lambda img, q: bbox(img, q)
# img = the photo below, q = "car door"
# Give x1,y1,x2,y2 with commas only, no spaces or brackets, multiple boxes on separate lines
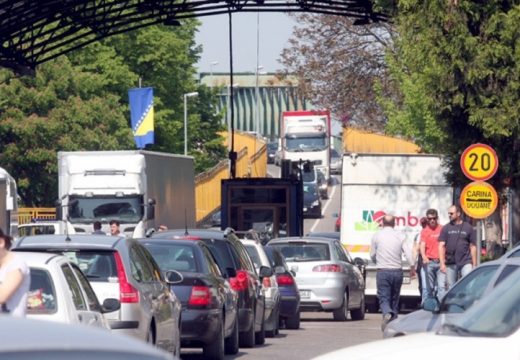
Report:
133,244,175,352
61,263,102,327
333,241,363,305
70,263,107,329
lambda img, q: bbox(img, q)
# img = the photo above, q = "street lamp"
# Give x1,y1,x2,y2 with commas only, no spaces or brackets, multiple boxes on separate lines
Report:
184,92,198,156
254,65,264,135
226,83,239,151
209,61,219,86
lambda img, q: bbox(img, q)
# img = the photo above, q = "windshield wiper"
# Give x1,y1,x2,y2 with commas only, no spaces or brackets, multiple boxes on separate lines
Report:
441,323,473,336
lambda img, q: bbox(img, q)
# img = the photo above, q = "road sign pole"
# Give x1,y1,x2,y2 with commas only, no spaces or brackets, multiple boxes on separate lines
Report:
476,220,482,266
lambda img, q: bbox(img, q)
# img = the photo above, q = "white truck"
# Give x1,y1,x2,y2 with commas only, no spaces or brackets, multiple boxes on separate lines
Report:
57,150,196,238
280,110,331,180
0,167,18,237
340,153,453,312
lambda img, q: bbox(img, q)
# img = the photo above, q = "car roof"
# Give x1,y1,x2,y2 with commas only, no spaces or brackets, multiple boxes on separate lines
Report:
12,251,64,265
0,316,172,358
306,232,340,240
269,236,336,244
151,228,228,241
14,234,127,250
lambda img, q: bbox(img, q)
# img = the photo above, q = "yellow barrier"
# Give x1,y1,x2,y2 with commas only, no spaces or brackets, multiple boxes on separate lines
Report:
19,208,56,225
18,131,267,226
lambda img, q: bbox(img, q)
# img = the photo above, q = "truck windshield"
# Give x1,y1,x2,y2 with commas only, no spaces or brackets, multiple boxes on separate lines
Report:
285,135,327,152
68,195,143,223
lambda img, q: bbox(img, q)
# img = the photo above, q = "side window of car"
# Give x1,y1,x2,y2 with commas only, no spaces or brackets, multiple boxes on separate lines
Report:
139,245,163,282
494,265,520,286
130,246,154,283
71,263,102,312
233,241,256,273
61,264,87,311
201,246,222,277
335,242,352,263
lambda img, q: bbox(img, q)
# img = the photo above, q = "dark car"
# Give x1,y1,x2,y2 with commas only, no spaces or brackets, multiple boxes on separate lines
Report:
263,246,301,330
303,183,322,218
267,141,278,164
151,229,272,348
303,169,328,199
140,238,239,359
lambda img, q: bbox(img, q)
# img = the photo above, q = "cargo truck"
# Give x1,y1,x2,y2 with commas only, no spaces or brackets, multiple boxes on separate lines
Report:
0,167,18,237
57,150,195,238
340,153,453,312
280,110,331,181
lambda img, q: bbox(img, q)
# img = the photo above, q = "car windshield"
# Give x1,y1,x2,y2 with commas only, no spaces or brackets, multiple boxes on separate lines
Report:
440,268,520,337
440,265,499,313
272,243,330,262
144,243,198,272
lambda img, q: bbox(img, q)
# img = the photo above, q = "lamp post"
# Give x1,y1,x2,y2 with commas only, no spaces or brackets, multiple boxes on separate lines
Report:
254,65,264,135
226,83,239,150
184,92,198,155
209,61,219,86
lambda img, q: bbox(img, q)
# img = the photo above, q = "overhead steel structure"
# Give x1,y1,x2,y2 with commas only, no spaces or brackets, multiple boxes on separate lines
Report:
0,0,388,75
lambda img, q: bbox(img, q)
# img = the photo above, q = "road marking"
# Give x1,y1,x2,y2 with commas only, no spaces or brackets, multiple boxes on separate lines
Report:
309,180,337,233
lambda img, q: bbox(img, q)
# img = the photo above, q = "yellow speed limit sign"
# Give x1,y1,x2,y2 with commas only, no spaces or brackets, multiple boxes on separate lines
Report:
460,181,498,219
460,143,498,181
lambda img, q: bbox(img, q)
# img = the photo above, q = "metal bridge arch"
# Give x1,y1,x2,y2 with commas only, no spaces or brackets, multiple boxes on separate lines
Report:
0,0,388,75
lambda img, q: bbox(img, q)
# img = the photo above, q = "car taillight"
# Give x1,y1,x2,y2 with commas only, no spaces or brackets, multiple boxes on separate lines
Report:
276,274,295,286
188,286,212,306
262,277,272,288
313,264,342,272
114,252,139,303
229,270,249,291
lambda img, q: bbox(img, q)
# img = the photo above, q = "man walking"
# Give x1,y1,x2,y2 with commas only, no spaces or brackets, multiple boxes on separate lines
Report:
109,220,121,236
370,214,414,330
92,221,106,235
438,205,477,294
420,209,443,300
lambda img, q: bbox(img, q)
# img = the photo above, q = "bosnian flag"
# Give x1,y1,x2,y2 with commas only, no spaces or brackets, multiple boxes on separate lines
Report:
129,87,154,148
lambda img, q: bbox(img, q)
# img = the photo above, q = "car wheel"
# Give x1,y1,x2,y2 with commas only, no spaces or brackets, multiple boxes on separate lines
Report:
266,307,279,337
255,309,266,345
224,316,239,355
173,321,181,358
350,293,366,321
203,316,224,360
285,310,300,330
333,292,349,321
239,313,256,348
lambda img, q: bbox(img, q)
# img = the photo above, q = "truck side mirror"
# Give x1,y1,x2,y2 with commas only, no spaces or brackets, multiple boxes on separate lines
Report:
146,198,156,220
55,199,62,220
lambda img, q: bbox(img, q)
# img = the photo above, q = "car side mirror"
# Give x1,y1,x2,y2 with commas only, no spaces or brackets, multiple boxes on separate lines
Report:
226,267,237,278
164,270,183,284
422,297,440,313
258,265,273,278
145,228,155,238
101,298,121,313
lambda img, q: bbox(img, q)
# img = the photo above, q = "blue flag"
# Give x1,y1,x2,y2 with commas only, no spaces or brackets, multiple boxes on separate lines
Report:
129,87,154,148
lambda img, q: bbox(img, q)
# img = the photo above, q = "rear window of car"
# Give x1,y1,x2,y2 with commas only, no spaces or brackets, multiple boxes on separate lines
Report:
271,243,330,262
143,243,198,272
27,268,57,314
62,251,117,282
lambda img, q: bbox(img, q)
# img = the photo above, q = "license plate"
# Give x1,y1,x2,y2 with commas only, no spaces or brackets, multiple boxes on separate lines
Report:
300,290,311,299
403,276,411,284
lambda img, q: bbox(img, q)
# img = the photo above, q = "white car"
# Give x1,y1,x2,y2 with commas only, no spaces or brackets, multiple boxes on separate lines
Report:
21,251,119,329
241,237,281,337
312,264,520,360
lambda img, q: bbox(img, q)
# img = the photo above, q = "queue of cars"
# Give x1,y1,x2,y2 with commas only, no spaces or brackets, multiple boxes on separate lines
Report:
10,227,369,359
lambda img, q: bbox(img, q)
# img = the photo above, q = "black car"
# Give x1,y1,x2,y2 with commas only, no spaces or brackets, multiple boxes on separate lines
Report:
303,183,322,218
140,238,239,359
263,246,301,330
152,229,272,348
266,141,278,164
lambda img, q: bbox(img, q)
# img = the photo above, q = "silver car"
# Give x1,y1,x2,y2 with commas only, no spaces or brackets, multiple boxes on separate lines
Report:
0,315,175,360
21,251,118,329
330,149,342,175
13,234,182,357
268,237,366,321
384,255,520,338
242,238,281,337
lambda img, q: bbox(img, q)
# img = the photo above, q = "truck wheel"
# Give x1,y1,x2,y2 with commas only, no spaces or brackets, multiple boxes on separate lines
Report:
333,292,349,321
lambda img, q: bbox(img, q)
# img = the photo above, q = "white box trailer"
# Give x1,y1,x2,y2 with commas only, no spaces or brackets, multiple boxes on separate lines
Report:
340,153,453,311
58,150,195,238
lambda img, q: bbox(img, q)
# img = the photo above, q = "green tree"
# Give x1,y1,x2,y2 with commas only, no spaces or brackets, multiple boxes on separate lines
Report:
382,0,520,256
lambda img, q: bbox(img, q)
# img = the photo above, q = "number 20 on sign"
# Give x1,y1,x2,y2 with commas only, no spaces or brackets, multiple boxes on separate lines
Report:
460,143,498,181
